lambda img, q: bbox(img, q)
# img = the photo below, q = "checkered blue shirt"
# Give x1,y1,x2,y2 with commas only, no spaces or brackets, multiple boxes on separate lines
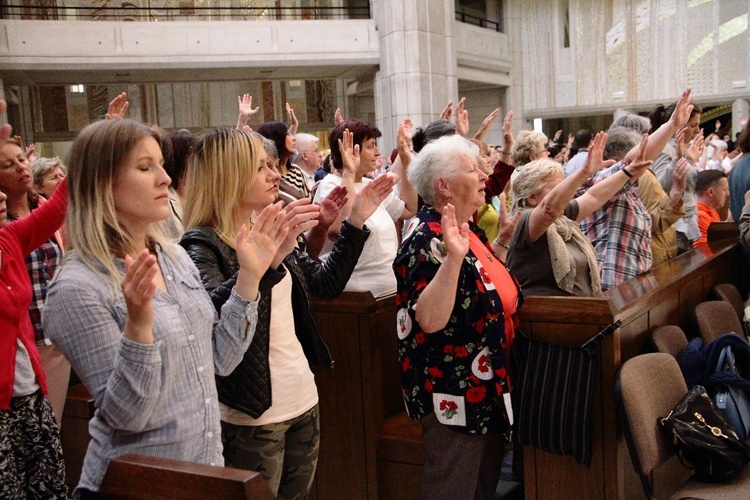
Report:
577,162,653,291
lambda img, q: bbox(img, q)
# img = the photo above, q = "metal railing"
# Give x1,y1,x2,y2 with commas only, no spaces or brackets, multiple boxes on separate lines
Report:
0,4,370,22
454,10,502,33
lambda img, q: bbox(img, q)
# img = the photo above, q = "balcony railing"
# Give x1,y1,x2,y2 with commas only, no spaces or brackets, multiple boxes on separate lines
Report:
0,3,370,22
455,10,502,33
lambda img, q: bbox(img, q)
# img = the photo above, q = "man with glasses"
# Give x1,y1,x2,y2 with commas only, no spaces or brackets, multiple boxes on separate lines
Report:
294,133,324,191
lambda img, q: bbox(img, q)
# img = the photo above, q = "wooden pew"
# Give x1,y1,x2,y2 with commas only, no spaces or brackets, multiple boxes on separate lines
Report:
60,383,95,493
310,291,402,500
375,232,741,499
519,235,740,499
98,454,273,499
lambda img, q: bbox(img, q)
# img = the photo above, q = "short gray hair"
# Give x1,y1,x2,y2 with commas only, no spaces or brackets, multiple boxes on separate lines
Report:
604,127,641,161
31,157,66,186
510,158,563,214
263,138,278,160
407,134,479,206
609,113,651,135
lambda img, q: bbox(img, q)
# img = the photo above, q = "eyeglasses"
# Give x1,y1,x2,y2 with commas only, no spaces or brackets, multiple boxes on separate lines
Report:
299,150,322,155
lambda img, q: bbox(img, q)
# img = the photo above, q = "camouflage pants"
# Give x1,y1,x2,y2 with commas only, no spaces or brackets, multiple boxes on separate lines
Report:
0,390,67,499
221,405,319,500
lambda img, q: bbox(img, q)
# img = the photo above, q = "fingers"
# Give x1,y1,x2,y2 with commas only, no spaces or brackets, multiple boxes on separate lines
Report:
334,107,343,125
122,250,158,300
440,101,453,121
456,97,466,114
252,201,285,236
504,110,514,122
0,100,9,143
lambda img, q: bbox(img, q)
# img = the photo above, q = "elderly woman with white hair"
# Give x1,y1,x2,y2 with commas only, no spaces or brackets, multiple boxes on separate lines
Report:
394,134,521,500
506,132,653,296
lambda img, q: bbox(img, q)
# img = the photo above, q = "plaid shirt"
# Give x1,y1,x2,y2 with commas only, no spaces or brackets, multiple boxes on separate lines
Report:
577,162,652,291
25,238,61,345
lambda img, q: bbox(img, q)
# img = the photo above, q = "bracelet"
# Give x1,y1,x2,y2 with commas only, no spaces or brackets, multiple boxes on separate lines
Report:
622,168,633,178
501,150,511,155
495,239,510,249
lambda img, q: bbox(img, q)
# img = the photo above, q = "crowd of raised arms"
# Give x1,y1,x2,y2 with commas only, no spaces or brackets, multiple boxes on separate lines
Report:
2,86,750,499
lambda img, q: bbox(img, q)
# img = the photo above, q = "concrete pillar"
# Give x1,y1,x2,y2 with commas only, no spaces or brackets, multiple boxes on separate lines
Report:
732,98,749,140
371,0,458,151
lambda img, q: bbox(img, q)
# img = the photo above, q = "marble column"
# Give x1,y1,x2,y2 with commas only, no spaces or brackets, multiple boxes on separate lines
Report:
732,98,749,139
371,0,458,150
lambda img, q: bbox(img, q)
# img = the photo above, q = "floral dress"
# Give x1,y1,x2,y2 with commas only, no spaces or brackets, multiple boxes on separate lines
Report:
394,205,522,436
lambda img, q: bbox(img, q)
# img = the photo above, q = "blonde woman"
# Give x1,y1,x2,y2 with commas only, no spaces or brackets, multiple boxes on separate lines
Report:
506,133,651,296
180,127,392,499
42,119,287,495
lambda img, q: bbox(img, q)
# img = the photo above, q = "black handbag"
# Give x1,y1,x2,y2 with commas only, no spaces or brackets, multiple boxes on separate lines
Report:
658,385,750,483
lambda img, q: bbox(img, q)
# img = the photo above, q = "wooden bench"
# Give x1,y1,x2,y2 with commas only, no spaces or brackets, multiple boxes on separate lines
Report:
98,453,273,499
373,230,742,499
310,291,403,500
60,383,95,493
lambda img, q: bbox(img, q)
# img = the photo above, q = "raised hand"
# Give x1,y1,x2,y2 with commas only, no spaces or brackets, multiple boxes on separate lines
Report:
0,100,11,144
553,129,563,142
402,118,414,149
349,174,396,228
241,125,253,133
397,123,412,169
674,126,688,158
238,94,259,118
334,107,343,125
439,101,453,121
502,110,514,150
473,108,500,141
235,202,289,281
441,204,470,262
338,128,360,175
671,157,689,195
455,97,469,137
581,132,617,177
496,192,521,247
25,143,38,162
685,131,705,164
122,250,158,343
668,88,694,130
317,185,348,228
273,198,321,265
286,102,299,135
106,92,129,120
623,134,654,178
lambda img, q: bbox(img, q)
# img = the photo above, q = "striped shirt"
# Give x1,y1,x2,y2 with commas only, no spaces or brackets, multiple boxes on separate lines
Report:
577,162,652,291
43,245,257,492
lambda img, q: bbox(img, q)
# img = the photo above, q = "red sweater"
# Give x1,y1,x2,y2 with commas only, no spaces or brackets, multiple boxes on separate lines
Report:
0,179,67,409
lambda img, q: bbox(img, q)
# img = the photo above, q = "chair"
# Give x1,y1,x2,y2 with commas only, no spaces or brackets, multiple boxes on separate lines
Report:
713,283,745,322
616,353,750,499
650,325,688,359
695,301,744,344
712,283,748,336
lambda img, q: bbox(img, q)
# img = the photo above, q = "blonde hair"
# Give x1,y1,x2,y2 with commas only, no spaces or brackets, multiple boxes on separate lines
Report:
183,127,264,248
512,130,547,166
66,119,170,290
510,158,564,214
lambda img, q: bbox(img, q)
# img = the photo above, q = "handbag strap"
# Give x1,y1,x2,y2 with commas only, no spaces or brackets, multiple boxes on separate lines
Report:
581,320,622,349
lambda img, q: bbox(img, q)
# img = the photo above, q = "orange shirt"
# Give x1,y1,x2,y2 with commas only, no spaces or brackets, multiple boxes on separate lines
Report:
468,232,519,358
694,201,720,247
